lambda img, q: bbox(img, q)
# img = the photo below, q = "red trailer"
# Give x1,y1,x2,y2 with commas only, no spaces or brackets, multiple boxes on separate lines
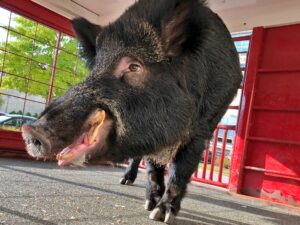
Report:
230,25,300,206
0,0,300,208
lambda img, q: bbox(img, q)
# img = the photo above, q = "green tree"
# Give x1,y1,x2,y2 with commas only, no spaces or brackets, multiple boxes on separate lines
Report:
0,15,88,100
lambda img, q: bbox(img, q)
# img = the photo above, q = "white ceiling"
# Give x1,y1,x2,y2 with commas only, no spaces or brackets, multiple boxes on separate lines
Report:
32,0,300,32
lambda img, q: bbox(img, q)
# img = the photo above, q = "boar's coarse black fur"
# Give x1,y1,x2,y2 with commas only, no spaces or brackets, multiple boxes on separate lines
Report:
22,0,242,223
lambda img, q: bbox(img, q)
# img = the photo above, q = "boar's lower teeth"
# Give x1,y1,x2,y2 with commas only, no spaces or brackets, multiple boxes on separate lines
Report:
56,110,106,165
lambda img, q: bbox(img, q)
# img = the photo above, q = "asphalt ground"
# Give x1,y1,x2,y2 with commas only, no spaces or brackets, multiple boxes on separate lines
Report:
0,158,300,225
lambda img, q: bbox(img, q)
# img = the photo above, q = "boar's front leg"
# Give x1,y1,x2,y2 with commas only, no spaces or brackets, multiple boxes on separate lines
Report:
149,138,205,224
145,159,166,211
120,157,142,185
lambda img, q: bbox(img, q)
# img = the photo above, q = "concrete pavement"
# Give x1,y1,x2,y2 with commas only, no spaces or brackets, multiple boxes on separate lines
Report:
0,158,300,225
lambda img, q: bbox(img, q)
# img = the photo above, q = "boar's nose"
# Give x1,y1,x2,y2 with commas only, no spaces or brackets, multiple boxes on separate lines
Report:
22,124,51,157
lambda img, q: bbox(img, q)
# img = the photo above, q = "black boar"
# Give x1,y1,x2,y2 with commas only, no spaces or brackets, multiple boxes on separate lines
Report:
22,0,242,223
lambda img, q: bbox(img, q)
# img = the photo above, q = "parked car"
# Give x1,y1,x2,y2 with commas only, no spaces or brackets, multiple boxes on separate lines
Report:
209,113,238,160
0,114,37,130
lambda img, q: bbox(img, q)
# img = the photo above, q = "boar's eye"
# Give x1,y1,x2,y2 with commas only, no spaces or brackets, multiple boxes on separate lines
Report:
113,56,147,87
129,63,140,72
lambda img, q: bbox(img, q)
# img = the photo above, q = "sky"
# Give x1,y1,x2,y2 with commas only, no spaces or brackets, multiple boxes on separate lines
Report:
0,7,11,43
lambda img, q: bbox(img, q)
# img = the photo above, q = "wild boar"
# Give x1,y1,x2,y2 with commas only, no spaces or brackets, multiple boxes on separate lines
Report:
22,0,242,223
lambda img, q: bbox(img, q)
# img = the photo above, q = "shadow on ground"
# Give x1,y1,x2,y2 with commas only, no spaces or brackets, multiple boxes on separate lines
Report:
0,158,299,225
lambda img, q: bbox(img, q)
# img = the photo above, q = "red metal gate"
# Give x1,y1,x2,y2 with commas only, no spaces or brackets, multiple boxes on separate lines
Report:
230,25,300,206
190,34,251,188
0,0,84,158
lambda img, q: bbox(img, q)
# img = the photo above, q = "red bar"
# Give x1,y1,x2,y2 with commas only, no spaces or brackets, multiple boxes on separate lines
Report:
191,176,228,188
228,27,265,193
248,136,300,146
193,169,198,178
228,106,239,110
244,166,300,182
209,129,219,181
201,145,209,179
216,125,236,130
218,129,228,182
47,32,61,104
232,35,252,42
0,0,74,36
258,68,300,73
253,106,300,112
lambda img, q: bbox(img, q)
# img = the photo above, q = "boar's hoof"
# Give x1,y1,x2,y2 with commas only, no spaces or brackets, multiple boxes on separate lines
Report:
149,207,164,221
144,199,156,211
119,177,133,185
164,211,175,224
125,180,133,185
119,177,126,184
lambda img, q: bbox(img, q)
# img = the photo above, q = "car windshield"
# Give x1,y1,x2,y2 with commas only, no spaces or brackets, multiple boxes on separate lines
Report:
0,116,10,123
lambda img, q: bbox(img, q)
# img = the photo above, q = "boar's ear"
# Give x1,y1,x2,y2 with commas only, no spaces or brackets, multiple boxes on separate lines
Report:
161,0,196,58
71,18,101,68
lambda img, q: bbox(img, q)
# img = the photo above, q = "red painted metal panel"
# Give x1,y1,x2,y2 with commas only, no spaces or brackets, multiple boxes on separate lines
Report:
260,24,300,70
245,142,300,176
233,24,300,206
242,171,300,206
250,111,300,142
254,71,300,109
0,130,24,150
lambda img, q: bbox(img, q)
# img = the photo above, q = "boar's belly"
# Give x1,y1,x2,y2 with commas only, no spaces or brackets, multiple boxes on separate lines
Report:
147,141,182,165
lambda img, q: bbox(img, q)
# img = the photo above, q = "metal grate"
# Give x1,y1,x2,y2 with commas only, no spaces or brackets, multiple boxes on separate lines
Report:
0,6,87,132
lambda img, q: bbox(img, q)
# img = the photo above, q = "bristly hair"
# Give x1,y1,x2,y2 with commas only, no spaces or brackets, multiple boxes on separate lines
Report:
71,18,101,69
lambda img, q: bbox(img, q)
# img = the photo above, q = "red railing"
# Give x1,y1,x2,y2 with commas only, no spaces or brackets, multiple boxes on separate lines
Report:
191,125,236,188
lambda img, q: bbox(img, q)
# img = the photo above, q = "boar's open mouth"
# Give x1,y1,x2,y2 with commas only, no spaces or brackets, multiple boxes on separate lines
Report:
22,109,113,167
55,110,113,166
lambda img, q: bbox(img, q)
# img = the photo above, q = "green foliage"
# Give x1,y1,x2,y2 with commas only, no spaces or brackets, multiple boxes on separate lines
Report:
0,15,88,99
215,157,231,169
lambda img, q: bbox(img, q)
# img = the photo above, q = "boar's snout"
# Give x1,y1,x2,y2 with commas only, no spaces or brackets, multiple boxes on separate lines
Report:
22,124,51,158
